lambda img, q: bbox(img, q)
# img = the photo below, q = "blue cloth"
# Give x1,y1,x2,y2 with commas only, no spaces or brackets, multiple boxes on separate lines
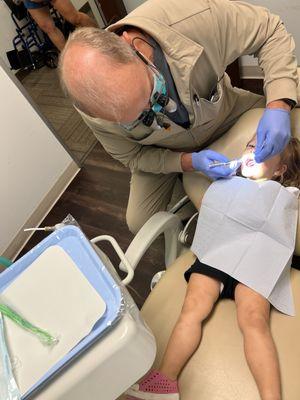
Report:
255,108,291,163
23,0,50,9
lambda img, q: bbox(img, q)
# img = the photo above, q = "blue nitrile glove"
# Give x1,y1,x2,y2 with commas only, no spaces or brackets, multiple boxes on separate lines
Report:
255,108,291,163
192,150,234,180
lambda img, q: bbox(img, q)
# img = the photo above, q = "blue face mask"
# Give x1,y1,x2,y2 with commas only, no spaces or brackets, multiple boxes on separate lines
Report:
121,67,177,131
151,71,168,112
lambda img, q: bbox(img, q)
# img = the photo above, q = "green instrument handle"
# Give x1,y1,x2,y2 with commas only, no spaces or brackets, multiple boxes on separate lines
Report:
0,256,13,268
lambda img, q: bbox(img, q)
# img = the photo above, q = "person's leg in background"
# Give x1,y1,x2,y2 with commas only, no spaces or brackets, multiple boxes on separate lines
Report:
126,171,179,234
28,5,66,51
235,284,282,400
51,0,97,29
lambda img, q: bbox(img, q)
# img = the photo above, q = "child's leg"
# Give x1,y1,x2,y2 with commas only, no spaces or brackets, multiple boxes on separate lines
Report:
235,284,281,400
159,273,220,380
125,273,220,399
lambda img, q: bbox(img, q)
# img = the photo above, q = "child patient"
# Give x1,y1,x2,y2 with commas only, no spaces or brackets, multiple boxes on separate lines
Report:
125,136,300,400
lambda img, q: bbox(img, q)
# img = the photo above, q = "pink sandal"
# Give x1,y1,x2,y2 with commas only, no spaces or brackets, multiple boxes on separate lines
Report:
125,370,179,399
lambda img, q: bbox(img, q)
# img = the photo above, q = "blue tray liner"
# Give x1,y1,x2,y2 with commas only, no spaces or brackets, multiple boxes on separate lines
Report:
0,225,123,399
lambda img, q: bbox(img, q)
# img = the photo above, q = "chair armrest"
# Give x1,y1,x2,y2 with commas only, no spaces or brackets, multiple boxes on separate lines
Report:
120,211,183,272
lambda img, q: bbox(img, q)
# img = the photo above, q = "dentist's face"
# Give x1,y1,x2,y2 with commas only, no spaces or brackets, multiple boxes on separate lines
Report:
241,136,283,180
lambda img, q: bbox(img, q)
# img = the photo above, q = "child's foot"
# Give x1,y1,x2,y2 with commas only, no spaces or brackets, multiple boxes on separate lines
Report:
125,370,179,399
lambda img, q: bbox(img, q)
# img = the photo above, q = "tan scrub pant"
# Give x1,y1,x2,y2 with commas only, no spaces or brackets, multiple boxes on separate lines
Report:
126,92,266,234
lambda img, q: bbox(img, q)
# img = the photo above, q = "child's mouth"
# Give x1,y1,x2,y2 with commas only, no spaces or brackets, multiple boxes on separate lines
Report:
245,158,255,167
242,152,256,168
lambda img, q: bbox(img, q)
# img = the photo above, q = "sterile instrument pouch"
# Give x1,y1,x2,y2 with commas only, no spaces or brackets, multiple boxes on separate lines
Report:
0,313,21,400
192,176,299,315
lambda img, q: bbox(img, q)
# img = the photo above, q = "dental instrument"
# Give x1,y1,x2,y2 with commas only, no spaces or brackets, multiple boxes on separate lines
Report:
208,158,243,169
208,153,255,169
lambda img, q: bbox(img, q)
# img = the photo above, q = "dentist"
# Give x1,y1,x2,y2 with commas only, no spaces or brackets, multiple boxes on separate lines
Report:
59,0,298,233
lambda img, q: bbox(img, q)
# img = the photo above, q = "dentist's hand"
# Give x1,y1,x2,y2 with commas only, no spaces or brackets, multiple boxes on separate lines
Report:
255,108,291,163
190,150,234,180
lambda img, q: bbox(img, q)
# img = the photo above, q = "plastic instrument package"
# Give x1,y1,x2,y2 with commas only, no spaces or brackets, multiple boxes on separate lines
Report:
0,302,58,399
0,313,21,400
0,304,58,347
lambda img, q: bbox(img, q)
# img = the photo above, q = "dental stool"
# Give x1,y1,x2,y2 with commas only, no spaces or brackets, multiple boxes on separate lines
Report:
129,108,300,400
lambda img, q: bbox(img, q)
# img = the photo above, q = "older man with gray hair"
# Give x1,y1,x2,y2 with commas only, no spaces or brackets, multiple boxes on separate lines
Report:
59,0,298,234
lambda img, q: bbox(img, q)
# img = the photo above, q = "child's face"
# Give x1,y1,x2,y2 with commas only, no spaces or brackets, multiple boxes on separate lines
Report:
241,136,285,181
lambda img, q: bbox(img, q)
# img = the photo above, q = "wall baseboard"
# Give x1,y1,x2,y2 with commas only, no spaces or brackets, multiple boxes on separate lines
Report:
3,161,79,260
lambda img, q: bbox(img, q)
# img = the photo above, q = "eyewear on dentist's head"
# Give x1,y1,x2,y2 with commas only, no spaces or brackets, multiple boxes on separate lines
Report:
120,38,177,131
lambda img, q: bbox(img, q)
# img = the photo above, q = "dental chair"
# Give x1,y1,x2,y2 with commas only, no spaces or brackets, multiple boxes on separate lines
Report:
120,106,300,400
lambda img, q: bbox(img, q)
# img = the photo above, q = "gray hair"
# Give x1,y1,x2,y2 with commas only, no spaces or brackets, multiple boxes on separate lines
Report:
59,27,138,119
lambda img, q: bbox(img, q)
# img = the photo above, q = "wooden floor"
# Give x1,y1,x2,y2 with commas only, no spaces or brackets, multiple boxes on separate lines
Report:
19,66,97,164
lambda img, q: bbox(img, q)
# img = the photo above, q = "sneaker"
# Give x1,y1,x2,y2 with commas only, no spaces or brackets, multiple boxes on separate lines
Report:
125,370,179,400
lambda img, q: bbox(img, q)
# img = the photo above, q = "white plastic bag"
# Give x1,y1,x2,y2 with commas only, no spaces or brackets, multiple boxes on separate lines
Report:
0,313,21,400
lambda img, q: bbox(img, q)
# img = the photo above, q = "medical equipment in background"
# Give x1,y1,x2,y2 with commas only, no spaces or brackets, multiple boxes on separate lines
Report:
4,0,71,70
0,313,21,400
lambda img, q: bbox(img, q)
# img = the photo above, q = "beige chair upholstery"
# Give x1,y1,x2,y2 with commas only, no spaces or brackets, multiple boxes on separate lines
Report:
297,67,300,102
183,108,300,255
141,251,300,400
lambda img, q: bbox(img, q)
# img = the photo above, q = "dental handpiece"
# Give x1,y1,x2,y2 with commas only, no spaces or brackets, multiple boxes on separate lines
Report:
208,158,242,169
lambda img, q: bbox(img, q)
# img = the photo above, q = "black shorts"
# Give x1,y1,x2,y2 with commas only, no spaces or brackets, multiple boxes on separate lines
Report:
24,0,50,9
184,259,239,300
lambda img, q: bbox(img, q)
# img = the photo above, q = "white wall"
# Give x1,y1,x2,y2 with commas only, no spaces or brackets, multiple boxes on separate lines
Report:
71,0,86,10
0,61,78,257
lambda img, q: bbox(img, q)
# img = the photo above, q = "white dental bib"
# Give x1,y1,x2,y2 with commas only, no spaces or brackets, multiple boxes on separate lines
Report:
191,176,299,315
